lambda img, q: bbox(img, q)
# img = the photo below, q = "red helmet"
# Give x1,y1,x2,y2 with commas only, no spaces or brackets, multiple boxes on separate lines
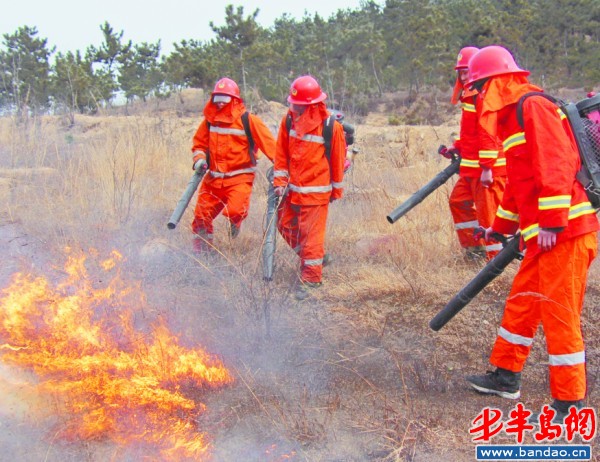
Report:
467,45,530,85
287,75,327,105
454,46,479,70
212,77,240,98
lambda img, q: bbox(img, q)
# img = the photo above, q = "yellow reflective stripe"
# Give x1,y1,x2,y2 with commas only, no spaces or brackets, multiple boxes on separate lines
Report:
503,132,526,151
458,157,505,168
569,201,596,219
518,202,595,242
539,195,572,210
496,206,519,222
462,102,476,113
522,223,539,241
557,108,566,120
480,150,499,159
460,158,480,168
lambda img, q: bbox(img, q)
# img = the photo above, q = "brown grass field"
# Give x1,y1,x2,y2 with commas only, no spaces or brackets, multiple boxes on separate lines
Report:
0,91,599,461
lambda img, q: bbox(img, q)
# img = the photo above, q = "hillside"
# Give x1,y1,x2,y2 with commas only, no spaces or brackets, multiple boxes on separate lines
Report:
0,100,599,461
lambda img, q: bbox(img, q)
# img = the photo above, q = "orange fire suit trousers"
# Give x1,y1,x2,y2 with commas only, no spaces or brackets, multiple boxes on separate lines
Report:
277,196,328,283
449,175,506,258
191,180,253,239
490,232,598,401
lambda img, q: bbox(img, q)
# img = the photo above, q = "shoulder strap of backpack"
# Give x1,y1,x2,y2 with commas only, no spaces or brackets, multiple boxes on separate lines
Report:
323,115,334,162
205,121,211,166
241,111,257,166
516,92,559,128
285,113,292,134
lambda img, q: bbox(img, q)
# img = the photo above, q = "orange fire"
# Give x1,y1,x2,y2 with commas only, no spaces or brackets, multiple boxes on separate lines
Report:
0,248,233,460
265,443,298,461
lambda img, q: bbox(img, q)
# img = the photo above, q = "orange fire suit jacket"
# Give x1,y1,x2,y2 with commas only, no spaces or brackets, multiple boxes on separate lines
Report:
476,95,507,179
453,89,506,179
454,90,481,178
479,78,599,257
191,99,276,187
273,111,346,206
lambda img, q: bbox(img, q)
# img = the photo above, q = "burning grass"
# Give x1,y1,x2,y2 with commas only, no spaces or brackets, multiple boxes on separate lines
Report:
0,247,233,460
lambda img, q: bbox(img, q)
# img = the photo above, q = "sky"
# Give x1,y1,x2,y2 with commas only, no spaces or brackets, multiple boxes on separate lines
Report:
1,0,369,57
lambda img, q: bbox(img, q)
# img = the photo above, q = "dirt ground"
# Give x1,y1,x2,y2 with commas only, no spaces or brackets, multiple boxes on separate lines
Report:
0,100,599,461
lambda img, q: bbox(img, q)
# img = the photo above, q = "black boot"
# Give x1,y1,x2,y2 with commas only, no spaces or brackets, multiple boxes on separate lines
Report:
466,367,521,399
229,222,240,239
529,399,584,425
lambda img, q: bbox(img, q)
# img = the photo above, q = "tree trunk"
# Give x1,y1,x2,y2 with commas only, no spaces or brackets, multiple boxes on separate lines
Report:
371,54,383,97
240,48,247,96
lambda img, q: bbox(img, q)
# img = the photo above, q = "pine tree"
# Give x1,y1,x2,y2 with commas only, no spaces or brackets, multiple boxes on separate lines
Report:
210,5,261,95
0,26,53,116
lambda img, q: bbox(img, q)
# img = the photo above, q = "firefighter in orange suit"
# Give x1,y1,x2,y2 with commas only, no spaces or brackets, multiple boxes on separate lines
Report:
465,46,599,422
190,77,276,251
441,46,506,260
273,75,346,300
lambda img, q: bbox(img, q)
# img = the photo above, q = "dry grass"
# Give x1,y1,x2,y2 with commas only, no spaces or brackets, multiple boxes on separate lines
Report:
0,103,599,461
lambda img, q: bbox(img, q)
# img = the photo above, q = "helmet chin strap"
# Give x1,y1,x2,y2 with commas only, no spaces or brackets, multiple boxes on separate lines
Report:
470,77,490,92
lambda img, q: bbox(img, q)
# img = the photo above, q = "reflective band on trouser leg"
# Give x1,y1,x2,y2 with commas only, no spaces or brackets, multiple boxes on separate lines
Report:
277,196,300,252
540,233,597,401
221,181,253,227
490,251,542,373
485,242,504,254
449,177,479,248
192,182,226,236
455,220,479,230
298,203,329,283
474,176,506,259
193,230,213,242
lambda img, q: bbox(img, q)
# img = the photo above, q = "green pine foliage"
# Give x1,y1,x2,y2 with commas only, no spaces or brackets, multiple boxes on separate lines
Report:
0,26,53,115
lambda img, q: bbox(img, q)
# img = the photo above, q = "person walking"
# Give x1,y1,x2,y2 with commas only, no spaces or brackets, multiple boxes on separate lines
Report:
273,75,346,300
464,45,599,422
190,77,276,252
441,46,506,260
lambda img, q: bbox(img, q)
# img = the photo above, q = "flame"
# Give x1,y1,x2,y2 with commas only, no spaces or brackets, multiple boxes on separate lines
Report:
265,443,298,461
0,248,233,459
